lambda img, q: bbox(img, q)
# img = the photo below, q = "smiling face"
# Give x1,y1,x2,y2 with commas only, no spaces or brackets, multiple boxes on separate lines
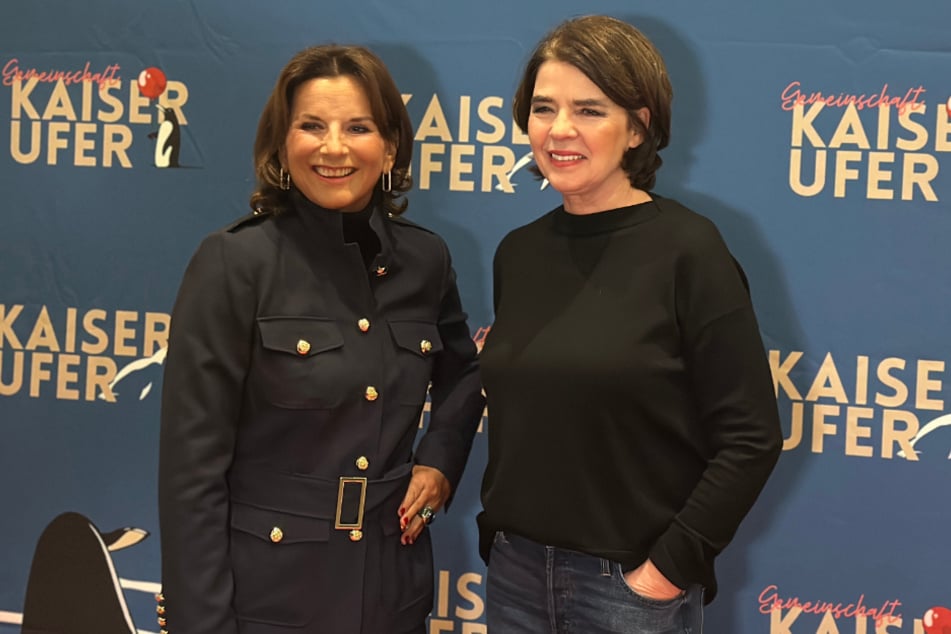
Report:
283,75,394,212
528,60,649,213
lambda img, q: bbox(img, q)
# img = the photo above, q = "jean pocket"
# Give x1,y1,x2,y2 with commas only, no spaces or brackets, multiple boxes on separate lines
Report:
614,563,684,609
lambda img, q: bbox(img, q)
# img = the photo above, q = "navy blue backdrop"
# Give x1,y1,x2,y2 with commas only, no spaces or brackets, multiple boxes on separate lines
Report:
2,2,951,632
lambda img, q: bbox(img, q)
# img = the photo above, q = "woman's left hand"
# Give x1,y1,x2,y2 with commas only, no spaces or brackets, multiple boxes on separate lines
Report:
623,559,684,601
398,465,450,545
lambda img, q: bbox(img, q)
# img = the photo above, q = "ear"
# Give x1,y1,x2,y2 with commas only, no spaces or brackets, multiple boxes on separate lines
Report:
628,107,651,149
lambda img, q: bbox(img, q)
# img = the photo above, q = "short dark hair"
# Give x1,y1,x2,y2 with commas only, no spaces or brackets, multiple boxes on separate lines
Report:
250,45,414,215
513,15,672,191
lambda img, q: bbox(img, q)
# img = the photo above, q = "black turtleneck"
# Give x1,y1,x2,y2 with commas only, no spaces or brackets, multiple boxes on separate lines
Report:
341,205,381,268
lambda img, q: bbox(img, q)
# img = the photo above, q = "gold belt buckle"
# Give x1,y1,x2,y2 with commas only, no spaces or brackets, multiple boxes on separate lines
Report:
335,477,368,530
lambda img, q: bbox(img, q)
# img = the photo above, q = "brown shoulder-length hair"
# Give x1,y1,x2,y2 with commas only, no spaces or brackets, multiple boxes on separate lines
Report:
249,45,414,216
513,15,672,191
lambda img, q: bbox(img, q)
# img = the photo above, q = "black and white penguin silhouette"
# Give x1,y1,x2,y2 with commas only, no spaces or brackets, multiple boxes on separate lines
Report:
151,104,181,168
20,512,148,634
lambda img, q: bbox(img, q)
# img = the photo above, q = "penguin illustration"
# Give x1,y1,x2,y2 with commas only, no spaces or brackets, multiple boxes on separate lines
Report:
898,412,951,460
149,104,181,168
98,345,168,402
20,512,148,634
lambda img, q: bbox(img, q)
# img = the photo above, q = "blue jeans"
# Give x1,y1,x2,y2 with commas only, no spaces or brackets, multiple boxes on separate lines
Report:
486,531,704,634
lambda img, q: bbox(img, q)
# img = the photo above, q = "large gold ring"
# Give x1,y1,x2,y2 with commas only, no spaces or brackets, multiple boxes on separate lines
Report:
418,506,435,525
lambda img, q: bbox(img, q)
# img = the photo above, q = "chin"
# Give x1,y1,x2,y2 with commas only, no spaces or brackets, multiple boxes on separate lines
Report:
545,178,578,195
309,194,361,211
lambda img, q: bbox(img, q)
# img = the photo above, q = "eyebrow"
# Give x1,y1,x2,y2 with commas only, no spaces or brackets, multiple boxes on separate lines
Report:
531,95,610,108
295,113,376,123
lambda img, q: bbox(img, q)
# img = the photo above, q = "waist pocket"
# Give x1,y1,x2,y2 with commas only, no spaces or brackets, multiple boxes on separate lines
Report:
230,502,329,626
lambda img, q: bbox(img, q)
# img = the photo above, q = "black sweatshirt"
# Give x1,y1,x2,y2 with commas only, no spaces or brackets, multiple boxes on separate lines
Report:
478,195,782,602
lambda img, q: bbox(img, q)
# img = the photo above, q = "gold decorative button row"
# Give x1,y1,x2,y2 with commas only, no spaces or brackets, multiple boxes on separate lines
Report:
296,339,310,355
365,386,378,401
349,529,363,542
358,318,370,332
420,339,432,354
270,526,284,543
156,591,167,632
356,456,369,471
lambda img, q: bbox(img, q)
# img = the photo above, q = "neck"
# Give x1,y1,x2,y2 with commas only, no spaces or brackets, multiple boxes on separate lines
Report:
563,186,651,215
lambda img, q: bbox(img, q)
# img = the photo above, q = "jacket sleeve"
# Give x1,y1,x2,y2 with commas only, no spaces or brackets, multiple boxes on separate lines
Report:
413,239,485,503
158,231,254,633
648,230,783,592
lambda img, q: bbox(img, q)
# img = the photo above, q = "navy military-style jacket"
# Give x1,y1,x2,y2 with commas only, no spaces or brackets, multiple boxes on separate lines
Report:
158,192,485,634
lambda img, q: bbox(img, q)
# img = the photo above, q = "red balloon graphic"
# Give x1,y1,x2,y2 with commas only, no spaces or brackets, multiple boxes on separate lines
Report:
138,67,167,100
923,607,951,634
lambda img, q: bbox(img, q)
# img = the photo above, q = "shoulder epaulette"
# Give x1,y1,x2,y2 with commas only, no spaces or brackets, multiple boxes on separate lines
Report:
225,208,271,233
386,212,436,235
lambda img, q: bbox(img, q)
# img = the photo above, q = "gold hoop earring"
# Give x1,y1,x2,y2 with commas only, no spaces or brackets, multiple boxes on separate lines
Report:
279,167,291,191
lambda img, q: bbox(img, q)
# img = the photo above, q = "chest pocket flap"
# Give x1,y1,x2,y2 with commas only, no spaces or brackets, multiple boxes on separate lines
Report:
388,320,444,357
258,317,344,357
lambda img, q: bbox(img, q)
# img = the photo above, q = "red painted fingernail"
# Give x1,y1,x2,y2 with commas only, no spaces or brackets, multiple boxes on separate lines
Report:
399,507,405,515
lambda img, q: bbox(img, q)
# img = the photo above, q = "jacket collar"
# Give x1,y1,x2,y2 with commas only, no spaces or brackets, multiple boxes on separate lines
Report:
287,189,395,275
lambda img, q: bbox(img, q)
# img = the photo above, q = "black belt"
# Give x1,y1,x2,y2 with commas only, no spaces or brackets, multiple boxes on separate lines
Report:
228,462,412,532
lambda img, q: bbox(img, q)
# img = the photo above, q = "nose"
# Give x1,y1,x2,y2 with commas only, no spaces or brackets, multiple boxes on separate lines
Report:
550,111,576,139
321,126,347,155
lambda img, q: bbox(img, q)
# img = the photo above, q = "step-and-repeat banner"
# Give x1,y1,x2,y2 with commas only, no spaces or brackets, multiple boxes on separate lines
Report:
2,2,950,632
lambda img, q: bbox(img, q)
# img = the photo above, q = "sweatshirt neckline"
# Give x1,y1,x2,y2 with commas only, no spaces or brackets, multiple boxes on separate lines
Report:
552,198,660,236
